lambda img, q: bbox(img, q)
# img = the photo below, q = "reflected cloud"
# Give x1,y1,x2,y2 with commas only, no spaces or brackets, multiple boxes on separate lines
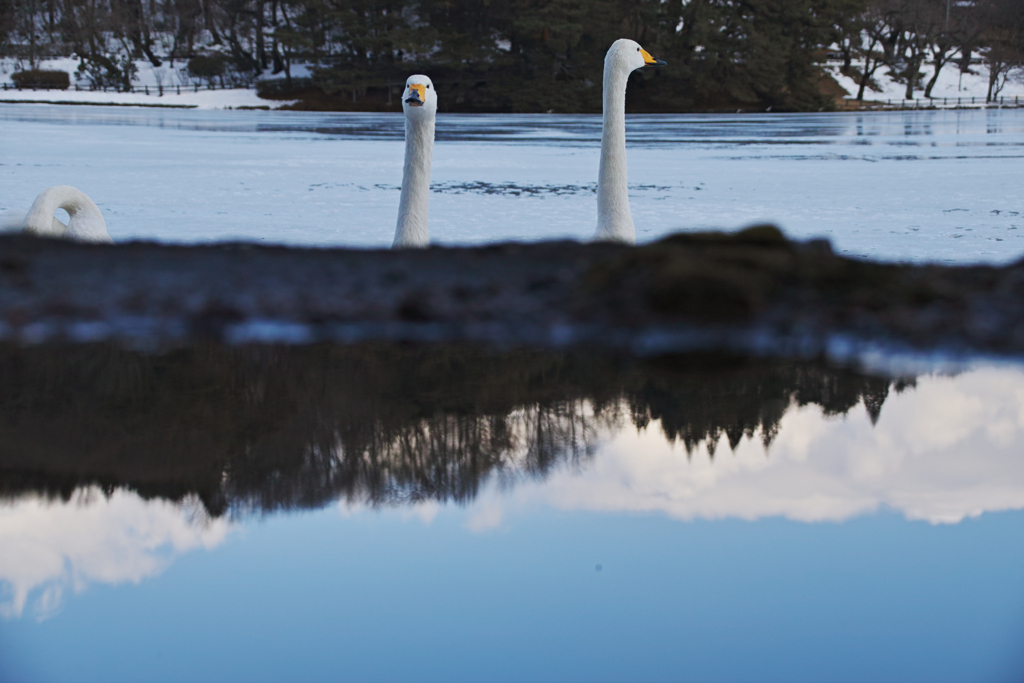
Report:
3,350,1023,620
0,489,230,620
2,342,1022,532
489,368,1024,525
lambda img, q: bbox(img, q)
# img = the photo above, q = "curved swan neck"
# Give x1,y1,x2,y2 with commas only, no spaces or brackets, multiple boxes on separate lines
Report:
22,185,110,243
596,56,636,244
393,113,435,249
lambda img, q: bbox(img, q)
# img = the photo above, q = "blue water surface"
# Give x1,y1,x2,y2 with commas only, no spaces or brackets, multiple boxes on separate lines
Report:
3,505,1023,683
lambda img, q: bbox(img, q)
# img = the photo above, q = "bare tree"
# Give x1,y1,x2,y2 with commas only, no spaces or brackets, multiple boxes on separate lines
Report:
854,2,901,100
978,0,1024,101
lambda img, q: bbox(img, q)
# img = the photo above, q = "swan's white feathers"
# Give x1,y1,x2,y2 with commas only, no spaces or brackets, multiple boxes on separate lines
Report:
393,75,437,249
596,39,664,245
20,186,111,243
0,211,65,235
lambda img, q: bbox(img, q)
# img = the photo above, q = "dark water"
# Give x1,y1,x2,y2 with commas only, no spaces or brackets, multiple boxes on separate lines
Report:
1,343,1023,681
3,103,1024,148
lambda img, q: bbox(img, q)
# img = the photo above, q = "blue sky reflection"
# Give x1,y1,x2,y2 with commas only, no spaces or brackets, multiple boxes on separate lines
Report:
2,365,1024,681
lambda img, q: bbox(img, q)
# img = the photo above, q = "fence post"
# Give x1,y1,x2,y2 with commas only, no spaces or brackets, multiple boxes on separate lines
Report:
194,83,198,92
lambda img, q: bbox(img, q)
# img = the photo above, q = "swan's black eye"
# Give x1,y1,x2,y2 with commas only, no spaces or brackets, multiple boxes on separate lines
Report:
637,47,640,51
427,84,431,88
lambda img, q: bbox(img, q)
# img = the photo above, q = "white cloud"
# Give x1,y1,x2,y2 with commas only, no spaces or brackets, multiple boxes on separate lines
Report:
467,367,1024,527
0,489,231,620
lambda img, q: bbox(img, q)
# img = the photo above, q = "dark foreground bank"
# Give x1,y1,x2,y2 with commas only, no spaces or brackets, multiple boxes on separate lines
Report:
2,228,1024,362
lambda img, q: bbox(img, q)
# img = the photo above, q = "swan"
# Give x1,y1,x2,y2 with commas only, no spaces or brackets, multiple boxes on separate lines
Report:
1,186,111,243
393,74,437,248
0,209,65,235
596,39,666,244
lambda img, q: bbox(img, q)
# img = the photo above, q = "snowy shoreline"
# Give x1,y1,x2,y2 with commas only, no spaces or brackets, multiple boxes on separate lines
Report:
4,231,1024,369
0,87,288,110
0,57,295,110
1,84,1019,112
2,56,1021,111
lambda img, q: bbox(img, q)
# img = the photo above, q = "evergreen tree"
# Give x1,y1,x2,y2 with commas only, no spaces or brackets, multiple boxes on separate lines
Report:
1,0,1018,111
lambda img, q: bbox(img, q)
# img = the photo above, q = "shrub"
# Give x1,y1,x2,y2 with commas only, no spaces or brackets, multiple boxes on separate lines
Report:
11,70,70,90
187,55,226,84
75,53,137,92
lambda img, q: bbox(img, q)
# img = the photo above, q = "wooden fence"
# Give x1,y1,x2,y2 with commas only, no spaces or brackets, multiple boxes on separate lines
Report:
853,95,1023,110
3,80,1023,109
0,82,242,95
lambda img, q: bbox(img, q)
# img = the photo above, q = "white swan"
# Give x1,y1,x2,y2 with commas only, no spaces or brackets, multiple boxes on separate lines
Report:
596,39,666,244
393,75,437,249
1,186,111,243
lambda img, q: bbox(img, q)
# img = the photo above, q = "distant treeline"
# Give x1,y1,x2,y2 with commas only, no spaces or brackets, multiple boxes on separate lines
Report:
1,0,1022,111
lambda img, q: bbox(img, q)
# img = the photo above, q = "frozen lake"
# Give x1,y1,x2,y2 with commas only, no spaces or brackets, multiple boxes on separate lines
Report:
2,104,1023,263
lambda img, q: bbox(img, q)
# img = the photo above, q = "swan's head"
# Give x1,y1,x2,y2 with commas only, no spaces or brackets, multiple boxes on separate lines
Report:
402,75,437,119
605,39,666,74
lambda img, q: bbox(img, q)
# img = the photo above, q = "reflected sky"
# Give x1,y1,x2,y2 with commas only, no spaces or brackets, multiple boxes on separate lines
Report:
2,105,1022,263
480,367,1024,527
0,491,228,621
2,351,1023,681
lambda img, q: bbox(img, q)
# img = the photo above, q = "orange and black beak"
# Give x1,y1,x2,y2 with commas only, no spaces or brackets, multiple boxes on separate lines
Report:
405,84,426,106
640,48,667,67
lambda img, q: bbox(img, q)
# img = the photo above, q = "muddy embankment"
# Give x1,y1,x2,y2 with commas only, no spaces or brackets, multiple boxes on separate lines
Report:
1,226,1023,362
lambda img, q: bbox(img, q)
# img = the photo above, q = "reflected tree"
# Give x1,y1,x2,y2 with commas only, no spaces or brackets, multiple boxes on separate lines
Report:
0,342,906,516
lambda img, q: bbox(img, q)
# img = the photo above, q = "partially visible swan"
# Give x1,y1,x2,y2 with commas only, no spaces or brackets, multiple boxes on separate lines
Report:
393,74,437,249
596,39,666,244
1,186,111,243
0,209,65,235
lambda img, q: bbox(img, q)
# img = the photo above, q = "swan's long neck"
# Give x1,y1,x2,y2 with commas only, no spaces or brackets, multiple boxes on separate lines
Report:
22,185,110,242
596,61,635,244
393,113,435,248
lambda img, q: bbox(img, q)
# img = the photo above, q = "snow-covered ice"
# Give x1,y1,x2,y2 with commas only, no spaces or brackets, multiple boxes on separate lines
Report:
1,103,1022,264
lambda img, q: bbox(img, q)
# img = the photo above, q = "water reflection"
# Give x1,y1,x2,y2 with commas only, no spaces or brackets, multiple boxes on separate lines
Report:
0,489,228,619
4,342,1024,626
0,343,895,516
494,366,1024,527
